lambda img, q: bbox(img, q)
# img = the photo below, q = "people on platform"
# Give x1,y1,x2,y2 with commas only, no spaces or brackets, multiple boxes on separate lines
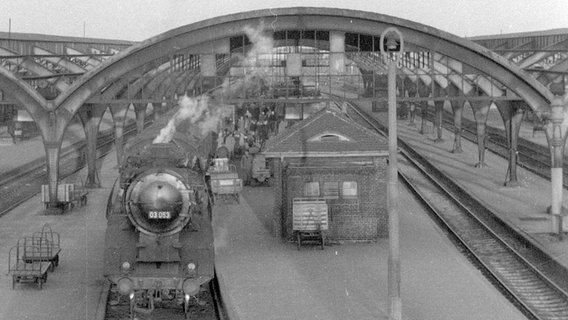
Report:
240,150,253,185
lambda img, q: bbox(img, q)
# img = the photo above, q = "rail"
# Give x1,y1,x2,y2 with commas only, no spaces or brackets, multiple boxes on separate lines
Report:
346,98,568,320
0,119,151,217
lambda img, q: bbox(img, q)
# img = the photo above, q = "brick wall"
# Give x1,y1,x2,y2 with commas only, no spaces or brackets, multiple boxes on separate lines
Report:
275,156,387,241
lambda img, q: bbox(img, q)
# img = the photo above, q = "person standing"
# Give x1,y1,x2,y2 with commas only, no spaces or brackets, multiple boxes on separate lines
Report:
240,150,253,186
225,133,236,159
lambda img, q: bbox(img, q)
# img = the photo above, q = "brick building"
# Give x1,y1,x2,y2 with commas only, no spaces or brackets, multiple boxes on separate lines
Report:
263,107,389,241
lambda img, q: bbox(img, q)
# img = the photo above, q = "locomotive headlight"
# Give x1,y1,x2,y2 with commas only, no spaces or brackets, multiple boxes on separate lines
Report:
187,262,196,272
117,277,134,295
121,261,131,272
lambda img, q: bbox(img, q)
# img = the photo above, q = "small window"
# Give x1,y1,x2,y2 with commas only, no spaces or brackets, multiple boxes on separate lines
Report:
323,182,339,199
342,181,358,198
304,182,320,197
308,132,351,142
320,134,340,142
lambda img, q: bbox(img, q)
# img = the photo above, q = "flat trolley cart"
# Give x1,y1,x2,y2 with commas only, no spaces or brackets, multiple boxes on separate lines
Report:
8,244,52,289
208,158,243,203
292,198,329,250
41,183,88,211
28,223,61,270
251,153,271,186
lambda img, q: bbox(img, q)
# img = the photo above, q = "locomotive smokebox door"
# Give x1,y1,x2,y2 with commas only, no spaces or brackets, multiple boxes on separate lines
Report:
138,181,183,223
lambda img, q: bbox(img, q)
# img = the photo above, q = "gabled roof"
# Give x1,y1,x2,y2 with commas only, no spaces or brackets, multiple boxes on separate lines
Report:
263,107,388,158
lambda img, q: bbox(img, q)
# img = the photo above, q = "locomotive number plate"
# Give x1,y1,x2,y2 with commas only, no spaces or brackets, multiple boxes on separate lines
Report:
148,211,171,219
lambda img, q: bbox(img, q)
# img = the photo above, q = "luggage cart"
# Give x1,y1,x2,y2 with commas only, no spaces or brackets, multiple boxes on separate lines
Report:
292,198,329,250
27,223,61,270
41,183,88,211
251,154,271,186
8,244,52,289
208,158,243,203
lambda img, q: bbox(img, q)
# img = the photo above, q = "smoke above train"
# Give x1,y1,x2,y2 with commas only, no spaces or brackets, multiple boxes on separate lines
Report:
153,22,274,144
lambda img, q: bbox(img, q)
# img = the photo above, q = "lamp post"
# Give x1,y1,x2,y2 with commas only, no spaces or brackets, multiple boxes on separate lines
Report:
380,27,404,320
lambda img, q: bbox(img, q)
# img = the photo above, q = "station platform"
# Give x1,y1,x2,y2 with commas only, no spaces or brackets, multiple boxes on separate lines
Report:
213,186,525,320
0,101,565,320
212,102,568,320
382,104,568,262
0,149,114,320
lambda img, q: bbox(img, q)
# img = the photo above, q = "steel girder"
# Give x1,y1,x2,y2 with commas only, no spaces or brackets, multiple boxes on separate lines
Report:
53,8,553,122
0,7,560,211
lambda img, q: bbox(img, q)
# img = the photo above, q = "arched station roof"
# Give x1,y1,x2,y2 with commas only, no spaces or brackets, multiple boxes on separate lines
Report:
0,7,557,131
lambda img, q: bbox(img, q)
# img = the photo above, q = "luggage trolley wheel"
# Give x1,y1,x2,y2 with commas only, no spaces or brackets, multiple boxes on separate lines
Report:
37,273,47,289
49,256,59,272
12,276,19,290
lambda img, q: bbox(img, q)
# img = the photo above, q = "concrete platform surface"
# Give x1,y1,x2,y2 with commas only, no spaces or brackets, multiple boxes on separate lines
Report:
0,152,117,320
213,187,525,320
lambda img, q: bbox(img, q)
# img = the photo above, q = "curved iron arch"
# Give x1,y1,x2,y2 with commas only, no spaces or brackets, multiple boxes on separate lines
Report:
0,68,47,121
54,7,554,119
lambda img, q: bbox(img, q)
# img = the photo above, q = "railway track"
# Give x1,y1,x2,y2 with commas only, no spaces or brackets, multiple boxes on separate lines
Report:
0,120,145,217
347,101,568,320
103,275,226,320
423,110,567,187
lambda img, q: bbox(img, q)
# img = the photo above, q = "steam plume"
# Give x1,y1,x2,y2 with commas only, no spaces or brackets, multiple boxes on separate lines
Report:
153,95,232,143
153,22,274,144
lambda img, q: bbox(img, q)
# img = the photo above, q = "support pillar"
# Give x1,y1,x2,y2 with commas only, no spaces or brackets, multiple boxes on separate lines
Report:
417,80,431,134
419,102,429,134
77,104,105,188
200,54,218,93
329,31,345,75
200,54,217,77
37,107,73,214
495,100,524,187
405,78,418,127
509,105,525,185
134,103,147,134
44,140,63,213
110,104,128,167
433,100,444,143
470,100,490,168
545,96,568,234
450,99,464,153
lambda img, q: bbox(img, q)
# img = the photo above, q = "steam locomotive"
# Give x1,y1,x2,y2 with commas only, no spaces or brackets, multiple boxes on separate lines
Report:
103,111,216,318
